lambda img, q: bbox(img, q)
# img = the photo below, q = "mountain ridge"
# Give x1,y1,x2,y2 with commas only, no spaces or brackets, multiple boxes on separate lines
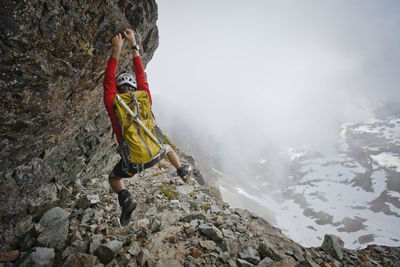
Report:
0,1,399,266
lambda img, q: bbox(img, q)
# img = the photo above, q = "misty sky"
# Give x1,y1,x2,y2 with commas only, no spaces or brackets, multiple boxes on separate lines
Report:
147,1,400,161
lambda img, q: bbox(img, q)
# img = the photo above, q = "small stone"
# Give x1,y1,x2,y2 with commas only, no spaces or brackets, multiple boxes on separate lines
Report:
137,248,150,266
373,246,387,254
190,219,200,227
176,184,194,194
200,240,216,251
293,249,305,262
31,247,55,267
0,250,19,262
119,254,131,267
256,257,274,267
218,251,230,263
321,234,345,261
222,228,236,239
222,239,241,256
223,208,232,215
128,241,141,256
33,223,45,235
113,218,121,227
180,212,207,222
234,209,248,218
185,226,196,235
168,199,180,210
210,205,222,214
94,240,123,264
14,215,33,238
81,254,97,267
145,206,158,217
89,234,104,254
191,249,202,258
189,200,200,210
296,257,321,267
79,194,100,210
237,258,255,267
150,218,161,233
239,246,261,265
90,224,98,232
198,223,223,242
258,240,283,262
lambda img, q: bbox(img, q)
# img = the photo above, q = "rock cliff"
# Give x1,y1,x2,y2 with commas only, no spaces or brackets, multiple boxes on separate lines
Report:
1,0,158,225
0,1,399,266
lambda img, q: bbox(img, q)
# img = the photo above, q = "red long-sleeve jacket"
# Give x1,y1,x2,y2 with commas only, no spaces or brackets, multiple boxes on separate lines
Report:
103,56,152,144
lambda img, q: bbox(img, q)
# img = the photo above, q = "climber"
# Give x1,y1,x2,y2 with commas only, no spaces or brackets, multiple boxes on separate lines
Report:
103,29,191,226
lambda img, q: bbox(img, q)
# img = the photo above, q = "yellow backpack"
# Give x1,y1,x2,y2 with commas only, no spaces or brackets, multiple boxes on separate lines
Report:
113,91,165,174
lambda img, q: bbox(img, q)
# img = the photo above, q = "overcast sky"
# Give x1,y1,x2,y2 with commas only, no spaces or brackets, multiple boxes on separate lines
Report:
147,1,400,169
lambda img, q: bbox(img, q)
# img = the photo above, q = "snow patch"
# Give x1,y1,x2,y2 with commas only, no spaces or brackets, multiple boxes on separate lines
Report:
371,153,400,172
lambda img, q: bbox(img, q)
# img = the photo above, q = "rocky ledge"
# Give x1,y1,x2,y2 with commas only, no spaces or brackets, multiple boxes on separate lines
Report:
0,155,399,266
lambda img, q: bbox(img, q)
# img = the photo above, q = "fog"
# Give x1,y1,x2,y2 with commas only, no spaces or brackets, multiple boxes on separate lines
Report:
147,1,400,173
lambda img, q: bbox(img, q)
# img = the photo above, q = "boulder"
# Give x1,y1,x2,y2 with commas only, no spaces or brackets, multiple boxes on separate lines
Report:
94,240,123,265
239,246,261,265
31,247,55,267
321,234,345,261
256,257,274,267
258,240,283,262
198,223,223,242
37,207,70,248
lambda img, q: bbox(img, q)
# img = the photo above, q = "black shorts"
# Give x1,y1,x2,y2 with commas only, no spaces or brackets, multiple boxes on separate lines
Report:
112,148,166,178
112,160,133,178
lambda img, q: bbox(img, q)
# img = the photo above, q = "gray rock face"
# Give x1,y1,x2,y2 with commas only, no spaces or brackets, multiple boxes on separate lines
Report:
321,234,345,260
199,223,223,242
0,0,159,230
37,207,70,248
31,247,55,267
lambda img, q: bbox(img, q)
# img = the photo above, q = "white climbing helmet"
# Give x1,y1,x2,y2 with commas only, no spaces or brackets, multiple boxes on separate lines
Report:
116,73,137,89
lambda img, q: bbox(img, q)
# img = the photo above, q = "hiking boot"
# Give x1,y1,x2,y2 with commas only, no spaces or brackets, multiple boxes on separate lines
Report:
120,196,137,226
177,164,192,182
